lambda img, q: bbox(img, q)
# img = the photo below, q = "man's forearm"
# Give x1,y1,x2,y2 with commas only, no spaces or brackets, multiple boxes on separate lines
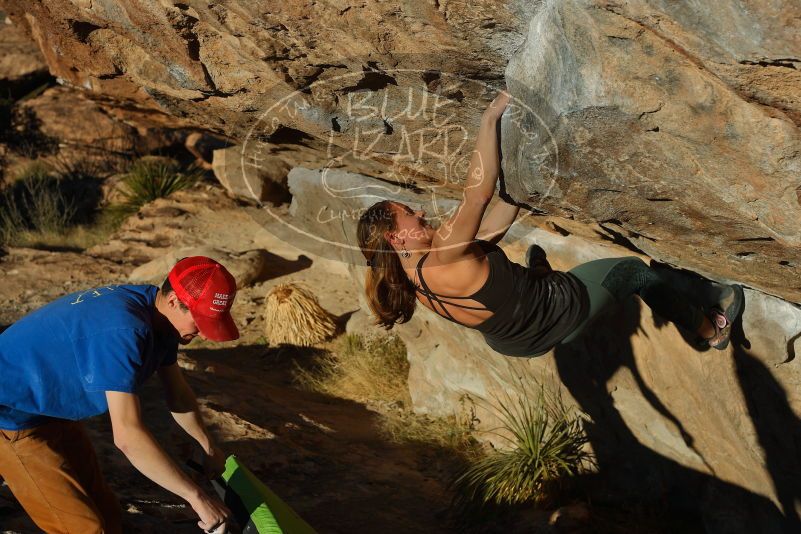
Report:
114,422,203,503
107,388,229,527
160,364,215,452
172,408,213,453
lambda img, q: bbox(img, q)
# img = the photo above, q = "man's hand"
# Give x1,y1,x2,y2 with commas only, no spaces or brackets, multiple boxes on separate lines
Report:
106,391,232,531
203,444,227,480
189,489,230,533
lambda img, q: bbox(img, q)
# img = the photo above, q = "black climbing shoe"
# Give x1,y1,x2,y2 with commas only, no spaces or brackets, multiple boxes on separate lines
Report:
526,244,553,276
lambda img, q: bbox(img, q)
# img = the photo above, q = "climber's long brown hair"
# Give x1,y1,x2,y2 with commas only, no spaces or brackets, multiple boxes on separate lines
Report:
357,200,417,328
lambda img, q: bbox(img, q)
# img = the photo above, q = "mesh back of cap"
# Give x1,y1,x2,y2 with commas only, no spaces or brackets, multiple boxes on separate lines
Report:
175,257,215,301
181,269,211,300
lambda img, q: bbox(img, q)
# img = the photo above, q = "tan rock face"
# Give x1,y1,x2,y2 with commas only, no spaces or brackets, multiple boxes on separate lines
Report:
129,246,272,289
6,86,207,179
211,143,291,204
19,87,186,157
0,12,48,90
502,0,801,302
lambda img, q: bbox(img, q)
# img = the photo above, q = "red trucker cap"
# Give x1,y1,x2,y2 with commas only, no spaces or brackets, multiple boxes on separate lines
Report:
167,256,239,342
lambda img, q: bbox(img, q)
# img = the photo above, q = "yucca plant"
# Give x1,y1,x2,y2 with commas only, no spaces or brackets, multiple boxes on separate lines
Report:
451,381,592,511
117,157,202,213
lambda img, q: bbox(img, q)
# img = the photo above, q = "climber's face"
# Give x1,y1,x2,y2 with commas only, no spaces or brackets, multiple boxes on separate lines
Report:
388,202,434,249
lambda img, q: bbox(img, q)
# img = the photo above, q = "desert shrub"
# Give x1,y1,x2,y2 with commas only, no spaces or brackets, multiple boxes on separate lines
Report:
116,157,202,214
0,162,109,248
0,163,77,243
380,396,477,451
294,333,475,449
451,381,592,510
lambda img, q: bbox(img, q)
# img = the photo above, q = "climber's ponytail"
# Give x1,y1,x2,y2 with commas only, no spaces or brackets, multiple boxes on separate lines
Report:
357,201,417,328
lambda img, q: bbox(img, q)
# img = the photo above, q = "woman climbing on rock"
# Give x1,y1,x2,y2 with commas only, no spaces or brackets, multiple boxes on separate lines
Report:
356,90,743,356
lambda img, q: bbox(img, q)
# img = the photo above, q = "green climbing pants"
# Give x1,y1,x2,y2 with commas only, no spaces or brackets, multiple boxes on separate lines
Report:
560,256,706,344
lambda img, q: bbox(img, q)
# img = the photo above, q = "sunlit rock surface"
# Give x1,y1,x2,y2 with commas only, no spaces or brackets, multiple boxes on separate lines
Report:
0,11,48,93
502,0,801,302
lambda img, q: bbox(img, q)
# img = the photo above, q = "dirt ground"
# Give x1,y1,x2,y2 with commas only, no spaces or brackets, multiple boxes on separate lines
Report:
0,183,478,533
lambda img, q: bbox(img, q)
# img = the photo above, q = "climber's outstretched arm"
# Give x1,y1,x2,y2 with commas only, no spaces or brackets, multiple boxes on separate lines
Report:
433,91,510,262
476,199,520,244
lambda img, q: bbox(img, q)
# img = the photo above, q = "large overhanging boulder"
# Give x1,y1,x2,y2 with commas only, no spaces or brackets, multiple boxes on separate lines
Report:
502,0,801,301
3,0,798,301
0,0,530,150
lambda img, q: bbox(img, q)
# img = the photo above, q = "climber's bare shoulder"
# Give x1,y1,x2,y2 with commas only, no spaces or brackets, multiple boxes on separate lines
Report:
424,243,491,297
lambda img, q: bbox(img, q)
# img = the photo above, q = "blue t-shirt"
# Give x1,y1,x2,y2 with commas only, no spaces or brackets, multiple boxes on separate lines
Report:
0,285,178,430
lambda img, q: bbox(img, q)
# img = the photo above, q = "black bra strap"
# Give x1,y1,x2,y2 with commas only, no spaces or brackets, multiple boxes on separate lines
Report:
414,253,489,324
416,289,488,311
415,253,455,323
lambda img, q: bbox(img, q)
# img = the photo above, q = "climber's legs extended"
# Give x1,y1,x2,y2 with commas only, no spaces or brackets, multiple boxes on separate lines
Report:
559,256,722,346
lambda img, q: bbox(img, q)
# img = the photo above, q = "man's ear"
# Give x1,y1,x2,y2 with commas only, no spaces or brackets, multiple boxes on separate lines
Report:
166,291,180,309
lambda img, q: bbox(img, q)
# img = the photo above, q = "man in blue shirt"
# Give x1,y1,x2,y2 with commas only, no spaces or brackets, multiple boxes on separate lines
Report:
0,256,239,533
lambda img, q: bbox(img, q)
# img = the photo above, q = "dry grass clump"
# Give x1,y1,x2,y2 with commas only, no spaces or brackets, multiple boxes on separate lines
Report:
0,160,120,250
0,163,78,246
296,333,409,403
451,381,592,510
10,221,118,251
381,399,477,451
295,333,475,450
263,283,337,346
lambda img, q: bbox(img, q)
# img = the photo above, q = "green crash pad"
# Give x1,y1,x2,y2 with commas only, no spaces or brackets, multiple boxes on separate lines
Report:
214,455,317,534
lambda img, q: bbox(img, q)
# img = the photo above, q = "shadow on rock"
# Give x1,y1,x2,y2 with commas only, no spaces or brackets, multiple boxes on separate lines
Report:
731,311,801,532
554,297,787,533
258,251,313,283
172,343,466,533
